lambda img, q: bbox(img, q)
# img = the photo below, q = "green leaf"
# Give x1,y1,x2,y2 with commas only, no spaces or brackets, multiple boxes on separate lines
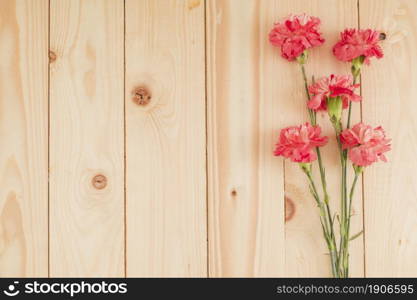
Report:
336,214,341,225
349,230,364,241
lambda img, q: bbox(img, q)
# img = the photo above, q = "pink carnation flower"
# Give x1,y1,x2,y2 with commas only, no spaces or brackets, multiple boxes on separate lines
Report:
307,74,361,111
274,123,328,163
340,123,391,166
269,13,325,61
333,29,383,64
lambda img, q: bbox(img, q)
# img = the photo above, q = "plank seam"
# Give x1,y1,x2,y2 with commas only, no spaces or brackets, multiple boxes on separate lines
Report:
357,0,367,279
47,0,51,278
123,0,127,278
282,159,286,274
203,0,210,279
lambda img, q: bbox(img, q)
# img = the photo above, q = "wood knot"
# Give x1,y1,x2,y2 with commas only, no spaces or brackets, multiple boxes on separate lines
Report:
188,0,200,10
285,196,296,222
379,32,387,40
132,86,151,106
92,174,107,190
230,189,237,197
49,50,57,63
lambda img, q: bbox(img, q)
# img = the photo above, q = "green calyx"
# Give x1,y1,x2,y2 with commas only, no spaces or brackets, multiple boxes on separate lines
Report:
327,96,343,125
299,162,312,174
296,50,309,65
351,55,365,79
353,164,364,174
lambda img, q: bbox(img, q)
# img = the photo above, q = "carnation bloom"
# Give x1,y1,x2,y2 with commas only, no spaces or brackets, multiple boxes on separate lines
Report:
340,123,391,166
269,13,325,61
333,29,383,64
274,123,328,163
307,74,361,111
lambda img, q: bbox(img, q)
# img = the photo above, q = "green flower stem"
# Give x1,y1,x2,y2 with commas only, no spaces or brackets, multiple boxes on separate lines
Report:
331,118,349,277
302,167,339,277
299,63,327,199
339,57,363,277
333,123,361,277
300,63,316,125
300,63,330,211
346,74,359,129
347,56,363,129
299,60,339,277
348,172,360,238
316,148,338,271
340,169,361,277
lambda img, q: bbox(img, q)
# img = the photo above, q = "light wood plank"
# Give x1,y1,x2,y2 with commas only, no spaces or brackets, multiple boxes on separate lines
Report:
276,0,363,278
125,0,207,277
360,0,417,277
0,0,48,277
49,0,124,277
206,0,285,277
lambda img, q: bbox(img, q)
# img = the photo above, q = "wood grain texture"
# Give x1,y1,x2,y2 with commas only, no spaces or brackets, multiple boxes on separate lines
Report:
125,0,207,277
206,0,364,277
275,0,364,278
360,0,417,277
0,0,48,277
1,0,416,278
49,0,124,277
206,0,285,277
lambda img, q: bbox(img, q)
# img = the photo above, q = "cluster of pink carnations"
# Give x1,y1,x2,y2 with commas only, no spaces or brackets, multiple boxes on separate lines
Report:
269,13,390,167
268,13,391,278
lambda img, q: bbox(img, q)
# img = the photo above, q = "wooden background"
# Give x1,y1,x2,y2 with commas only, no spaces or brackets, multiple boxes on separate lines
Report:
0,0,415,277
